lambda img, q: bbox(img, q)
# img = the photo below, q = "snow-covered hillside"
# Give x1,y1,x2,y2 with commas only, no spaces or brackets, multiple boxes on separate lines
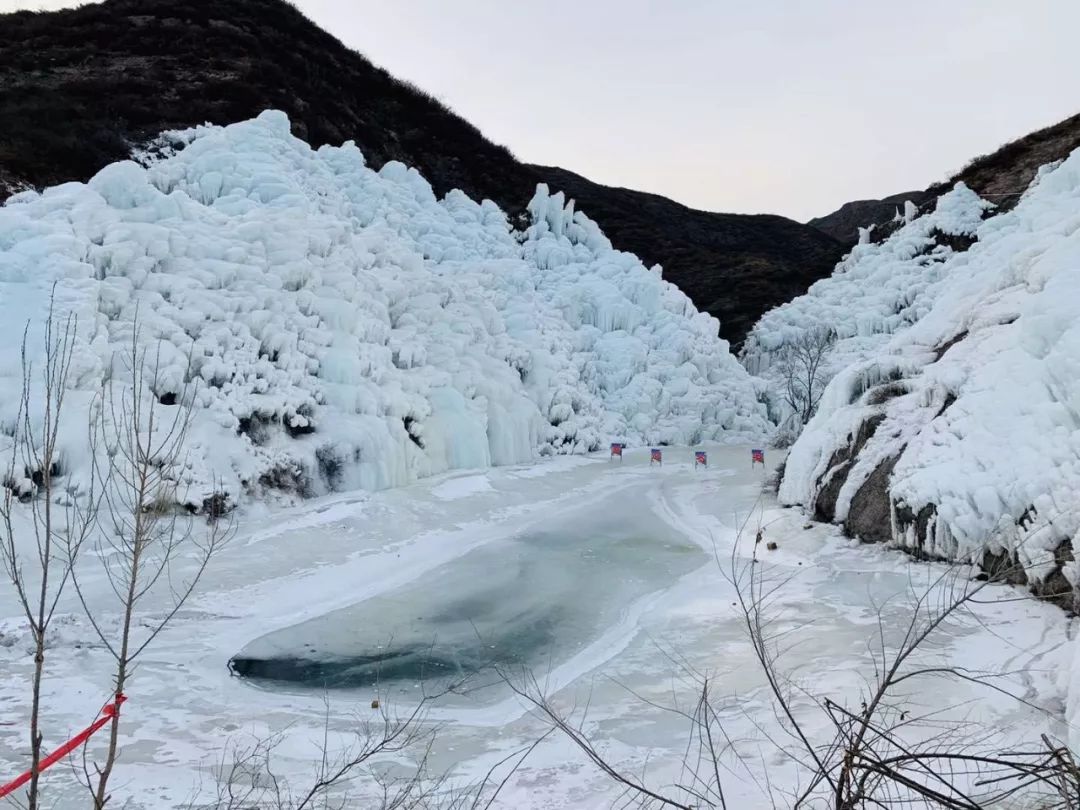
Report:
769,150,1080,604
0,111,769,509
742,184,993,429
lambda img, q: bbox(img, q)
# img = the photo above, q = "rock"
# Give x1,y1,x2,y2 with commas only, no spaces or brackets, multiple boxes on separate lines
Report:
814,414,886,522
808,191,928,246
843,451,904,544
1029,539,1077,613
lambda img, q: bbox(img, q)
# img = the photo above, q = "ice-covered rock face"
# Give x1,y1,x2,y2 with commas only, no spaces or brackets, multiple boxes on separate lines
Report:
742,184,993,428
0,110,769,508
777,149,1080,593
744,183,992,373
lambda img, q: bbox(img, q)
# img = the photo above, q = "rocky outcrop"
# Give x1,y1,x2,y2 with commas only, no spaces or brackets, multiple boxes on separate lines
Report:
813,415,885,523
808,191,926,245
844,453,903,546
809,112,1080,247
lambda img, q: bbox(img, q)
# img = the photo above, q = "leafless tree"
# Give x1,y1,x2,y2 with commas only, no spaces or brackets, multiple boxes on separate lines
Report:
509,510,1080,809
198,684,550,810
0,299,99,810
503,665,732,810
727,535,1068,809
775,329,836,429
71,326,232,809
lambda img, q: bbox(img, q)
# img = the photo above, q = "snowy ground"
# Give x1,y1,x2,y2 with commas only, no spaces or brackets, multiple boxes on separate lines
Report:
0,445,1073,808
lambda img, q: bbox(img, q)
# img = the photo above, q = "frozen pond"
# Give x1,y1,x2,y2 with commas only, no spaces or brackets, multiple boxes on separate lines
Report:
0,446,1071,809
230,492,706,694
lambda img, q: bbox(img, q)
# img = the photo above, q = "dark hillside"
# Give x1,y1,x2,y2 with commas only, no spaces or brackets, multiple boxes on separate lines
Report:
0,0,533,211
0,0,845,344
807,191,926,245
533,166,846,345
810,112,1080,246
928,111,1080,207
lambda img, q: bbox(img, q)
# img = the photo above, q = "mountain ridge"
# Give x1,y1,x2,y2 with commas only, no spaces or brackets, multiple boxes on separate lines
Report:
807,190,926,245
529,165,847,344
0,0,844,345
808,112,1080,245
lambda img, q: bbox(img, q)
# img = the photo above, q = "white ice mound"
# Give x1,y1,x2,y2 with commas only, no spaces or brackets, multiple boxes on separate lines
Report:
0,110,769,508
778,148,1080,587
743,183,994,378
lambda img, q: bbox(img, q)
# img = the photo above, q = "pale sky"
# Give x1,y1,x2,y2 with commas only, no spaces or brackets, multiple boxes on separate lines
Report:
5,0,1080,220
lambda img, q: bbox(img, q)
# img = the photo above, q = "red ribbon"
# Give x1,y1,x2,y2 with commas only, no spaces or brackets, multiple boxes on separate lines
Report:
0,694,126,800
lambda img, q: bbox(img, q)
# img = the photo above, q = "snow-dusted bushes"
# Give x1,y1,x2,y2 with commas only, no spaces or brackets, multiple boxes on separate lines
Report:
0,111,769,508
775,150,1080,602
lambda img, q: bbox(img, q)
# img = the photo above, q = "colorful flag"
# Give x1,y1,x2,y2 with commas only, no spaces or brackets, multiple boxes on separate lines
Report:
695,450,707,466
752,448,765,465
610,442,623,458
650,448,663,464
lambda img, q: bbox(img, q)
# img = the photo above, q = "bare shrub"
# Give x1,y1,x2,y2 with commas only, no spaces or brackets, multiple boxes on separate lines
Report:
199,685,547,810
0,300,99,810
509,510,1080,808
71,329,232,808
775,328,836,429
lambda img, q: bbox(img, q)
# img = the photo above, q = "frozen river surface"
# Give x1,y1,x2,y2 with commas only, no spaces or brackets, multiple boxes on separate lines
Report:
230,490,705,693
0,445,1073,808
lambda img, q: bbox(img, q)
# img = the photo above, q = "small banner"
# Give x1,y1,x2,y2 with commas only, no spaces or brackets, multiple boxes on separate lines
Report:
694,450,707,467
610,442,624,459
650,448,663,465
0,695,126,800
751,448,765,466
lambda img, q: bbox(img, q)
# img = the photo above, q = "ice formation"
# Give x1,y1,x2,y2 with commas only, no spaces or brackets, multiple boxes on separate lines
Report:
773,150,1080,595
742,183,992,377
0,111,769,508
742,184,991,430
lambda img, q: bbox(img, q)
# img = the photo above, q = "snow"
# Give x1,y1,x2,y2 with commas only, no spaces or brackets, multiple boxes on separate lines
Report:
776,146,1080,593
429,472,493,500
0,110,769,511
0,102,1076,808
742,183,993,428
0,446,1069,808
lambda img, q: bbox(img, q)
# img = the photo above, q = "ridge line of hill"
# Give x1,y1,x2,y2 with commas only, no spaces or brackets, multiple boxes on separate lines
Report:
0,0,844,346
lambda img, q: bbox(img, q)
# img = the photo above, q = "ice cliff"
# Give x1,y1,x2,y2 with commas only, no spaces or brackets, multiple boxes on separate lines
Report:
759,150,1080,606
0,111,769,509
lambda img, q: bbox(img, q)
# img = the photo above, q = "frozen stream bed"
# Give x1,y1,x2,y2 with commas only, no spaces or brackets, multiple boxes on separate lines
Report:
230,488,706,695
0,445,1074,808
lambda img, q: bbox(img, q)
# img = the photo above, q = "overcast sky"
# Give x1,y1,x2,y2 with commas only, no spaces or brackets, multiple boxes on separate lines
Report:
5,0,1080,220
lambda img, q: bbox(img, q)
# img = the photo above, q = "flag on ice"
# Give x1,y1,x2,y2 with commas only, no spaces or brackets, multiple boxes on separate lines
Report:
650,448,663,464
695,451,707,467
752,448,765,465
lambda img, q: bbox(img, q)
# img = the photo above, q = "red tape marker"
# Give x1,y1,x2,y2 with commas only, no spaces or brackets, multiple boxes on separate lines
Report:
0,694,126,800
